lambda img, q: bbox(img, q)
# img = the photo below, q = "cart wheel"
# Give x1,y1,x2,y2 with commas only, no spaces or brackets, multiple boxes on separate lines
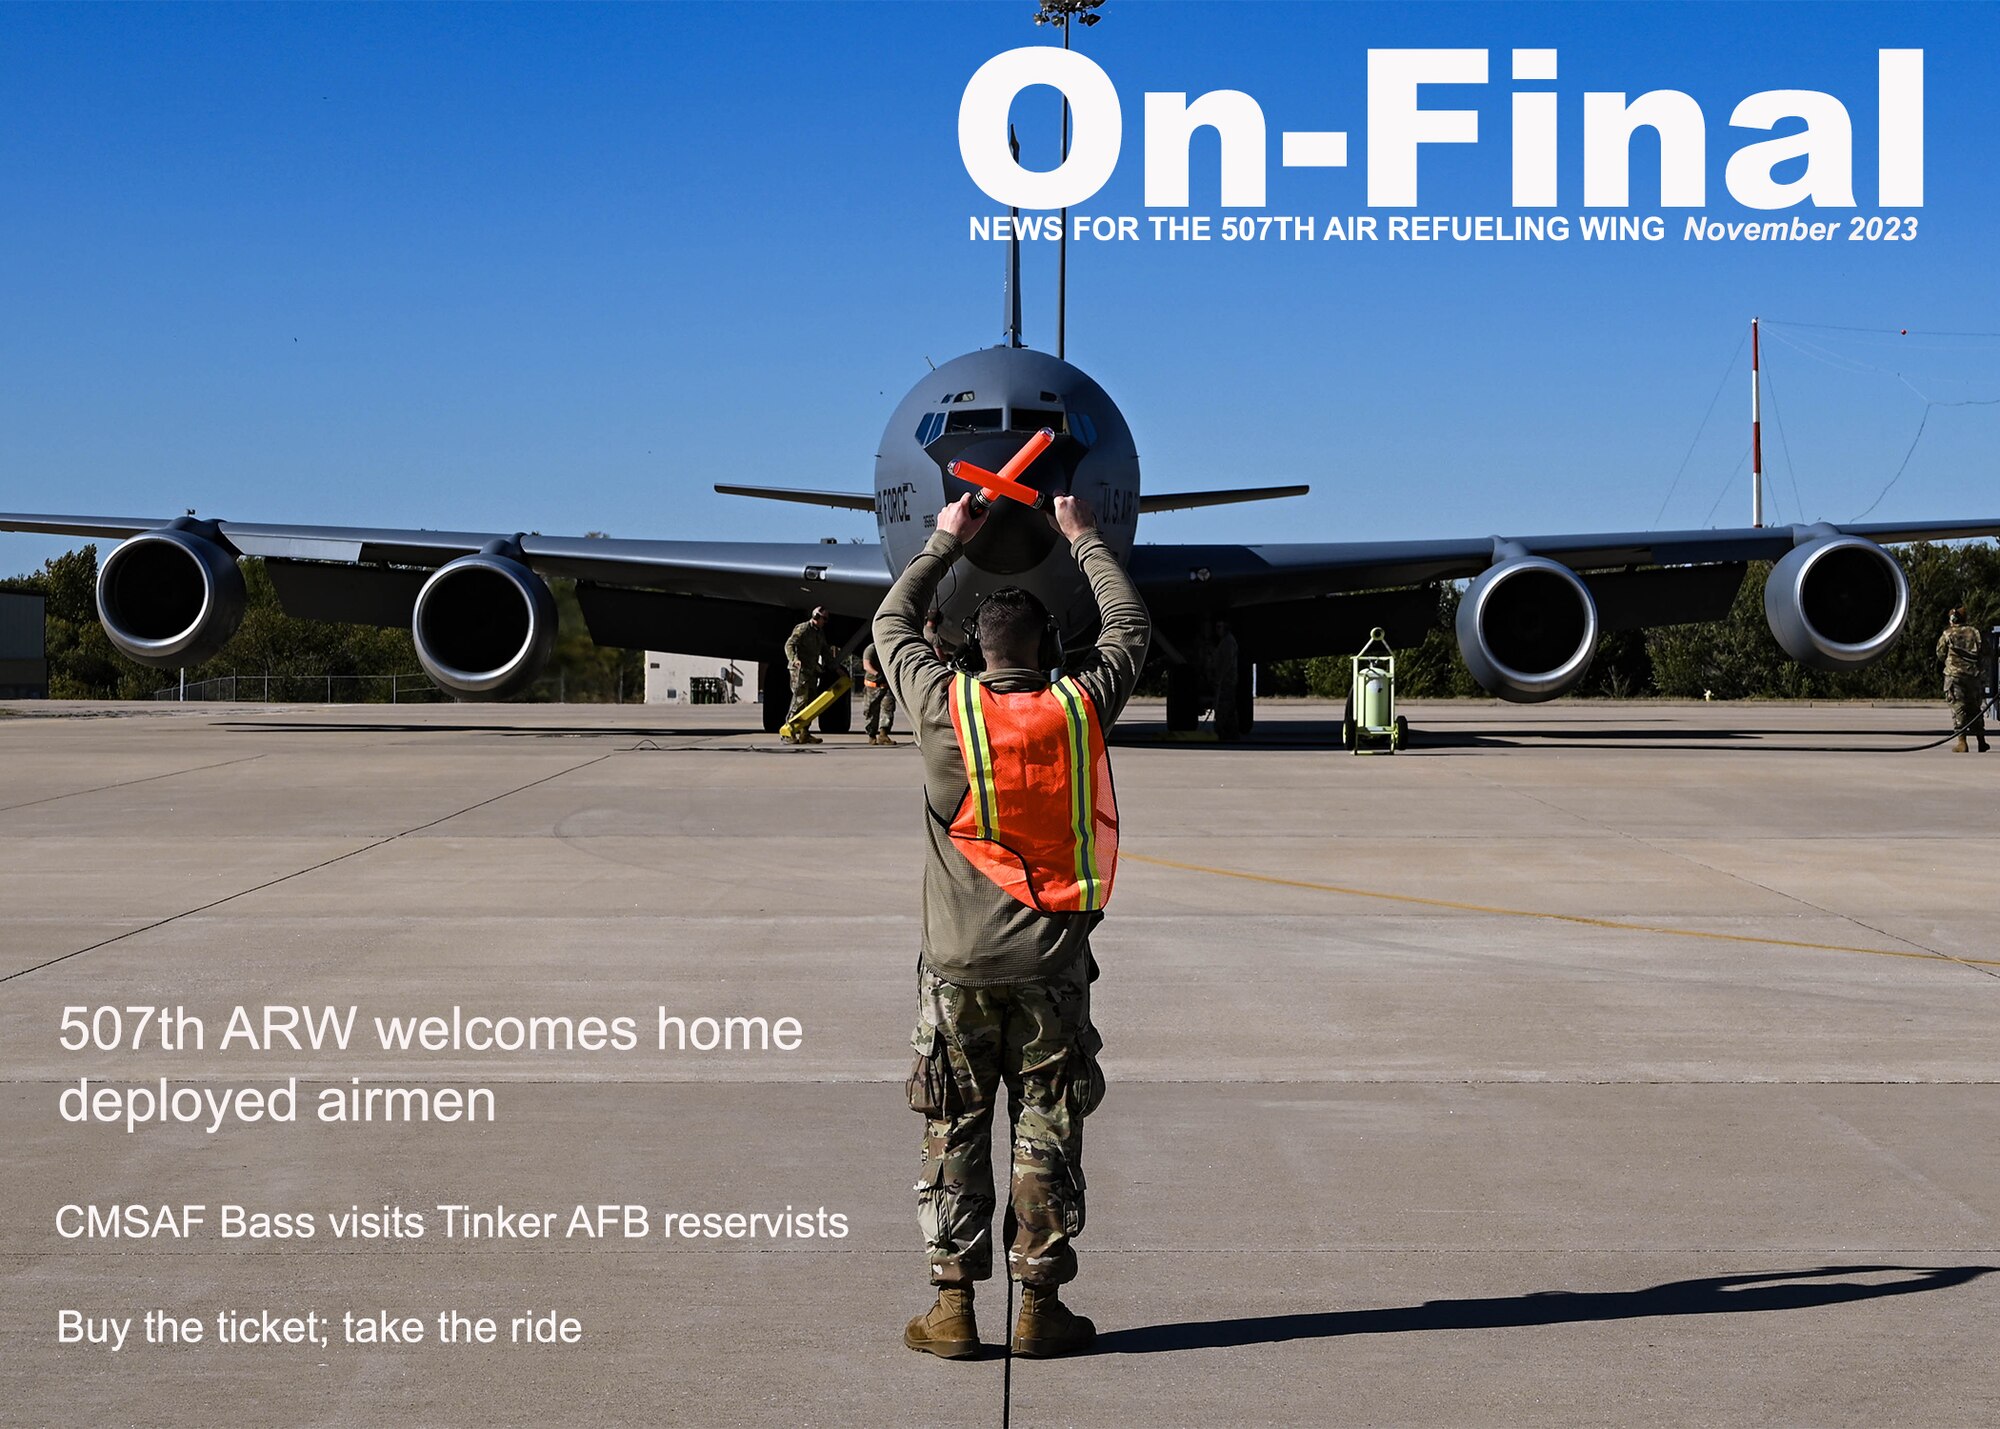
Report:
1341,694,1355,749
1393,714,1409,749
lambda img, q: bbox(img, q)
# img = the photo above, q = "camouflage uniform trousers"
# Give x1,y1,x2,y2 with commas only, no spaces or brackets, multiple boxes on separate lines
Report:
786,664,826,728
864,682,896,737
1946,675,1987,739
905,952,1105,1287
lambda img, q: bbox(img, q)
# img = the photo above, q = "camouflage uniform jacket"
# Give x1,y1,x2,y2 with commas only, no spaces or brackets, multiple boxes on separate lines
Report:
873,528,1151,986
784,619,833,674
1938,624,1982,680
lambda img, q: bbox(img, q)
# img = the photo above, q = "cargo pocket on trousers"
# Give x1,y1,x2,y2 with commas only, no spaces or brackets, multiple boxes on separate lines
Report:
906,1023,951,1117
1058,1160,1087,1237
1070,1024,1106,1119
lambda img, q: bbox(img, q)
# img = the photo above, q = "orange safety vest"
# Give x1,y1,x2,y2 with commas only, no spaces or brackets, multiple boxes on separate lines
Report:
945,671,1118,914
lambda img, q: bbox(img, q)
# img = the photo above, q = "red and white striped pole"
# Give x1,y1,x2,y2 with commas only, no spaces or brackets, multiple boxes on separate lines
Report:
1750,316,1763,528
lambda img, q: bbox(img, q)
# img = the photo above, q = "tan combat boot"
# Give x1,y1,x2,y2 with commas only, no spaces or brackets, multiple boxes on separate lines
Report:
1011,1285,1095,1357
1954,735,1968,752
904,1286,979,1359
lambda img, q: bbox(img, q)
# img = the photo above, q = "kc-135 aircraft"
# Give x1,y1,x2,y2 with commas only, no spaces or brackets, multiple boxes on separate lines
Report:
7,257,1998,734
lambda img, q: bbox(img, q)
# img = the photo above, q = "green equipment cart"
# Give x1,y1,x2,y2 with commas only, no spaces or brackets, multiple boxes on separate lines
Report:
1340,627,1409,754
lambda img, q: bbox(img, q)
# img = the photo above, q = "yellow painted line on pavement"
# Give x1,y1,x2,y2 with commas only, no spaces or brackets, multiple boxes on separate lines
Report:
1121,851,2000,969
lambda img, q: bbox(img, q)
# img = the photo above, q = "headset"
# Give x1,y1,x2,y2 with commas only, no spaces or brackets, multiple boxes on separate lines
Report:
950,586,1066,675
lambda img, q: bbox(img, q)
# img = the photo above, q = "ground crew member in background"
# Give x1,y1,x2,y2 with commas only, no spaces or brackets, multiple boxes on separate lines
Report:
1938,606,1989,753
924,607,957,663
862,643,898,745
1205,619,1242,742
875,493,1149,1361
781,605,839,744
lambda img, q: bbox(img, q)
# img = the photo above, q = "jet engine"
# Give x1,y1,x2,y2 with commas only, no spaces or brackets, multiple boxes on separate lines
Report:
95,525,247,667
1762,532,1908,671
1455,556,1599,702
411,550,557,701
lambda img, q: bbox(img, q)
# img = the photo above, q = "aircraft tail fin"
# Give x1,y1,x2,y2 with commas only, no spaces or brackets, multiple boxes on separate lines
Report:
713,485,876,512
1140,485,1311,515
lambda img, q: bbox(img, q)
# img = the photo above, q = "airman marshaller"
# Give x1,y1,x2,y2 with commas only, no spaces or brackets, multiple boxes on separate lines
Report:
874,493,1148,1360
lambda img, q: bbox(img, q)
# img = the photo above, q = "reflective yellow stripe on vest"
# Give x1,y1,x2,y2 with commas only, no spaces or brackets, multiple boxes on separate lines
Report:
1051,675,1104,911
952,672,999,839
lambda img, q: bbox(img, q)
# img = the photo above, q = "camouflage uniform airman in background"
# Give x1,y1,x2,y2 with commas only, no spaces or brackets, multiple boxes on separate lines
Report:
1205,620,1242,742
923,608,958,663
782,606,838,744
1937,608,1989,753
862,643,898,745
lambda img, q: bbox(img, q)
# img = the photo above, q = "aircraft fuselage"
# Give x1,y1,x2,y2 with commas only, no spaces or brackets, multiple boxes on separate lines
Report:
873,346,1138,650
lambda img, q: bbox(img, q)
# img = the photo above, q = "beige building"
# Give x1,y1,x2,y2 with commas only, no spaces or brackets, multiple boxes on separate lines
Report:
643,651,758,706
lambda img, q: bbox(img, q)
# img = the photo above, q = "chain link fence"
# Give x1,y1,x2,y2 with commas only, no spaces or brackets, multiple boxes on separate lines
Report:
151,673,451,703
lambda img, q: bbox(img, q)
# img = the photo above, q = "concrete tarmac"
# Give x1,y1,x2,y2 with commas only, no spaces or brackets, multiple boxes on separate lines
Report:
1,698,1994,1427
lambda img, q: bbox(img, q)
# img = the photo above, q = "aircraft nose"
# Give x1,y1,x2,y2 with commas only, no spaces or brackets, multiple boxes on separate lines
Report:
926,430,1082,576
928,429,1082,505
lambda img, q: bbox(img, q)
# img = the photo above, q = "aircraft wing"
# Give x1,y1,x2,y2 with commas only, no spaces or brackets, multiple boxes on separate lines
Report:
1129,516,2000,661
0,511,888,665
1,512,885,603
1132,518,2000,603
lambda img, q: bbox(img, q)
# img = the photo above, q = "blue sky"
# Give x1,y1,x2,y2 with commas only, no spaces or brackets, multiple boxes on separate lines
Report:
4,2,1997,577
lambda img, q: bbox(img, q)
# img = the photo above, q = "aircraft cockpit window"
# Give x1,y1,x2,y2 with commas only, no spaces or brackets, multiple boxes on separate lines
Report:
916,412,946,445
1071,412,1098,446
944,408,1003,435
1009,408,1066,434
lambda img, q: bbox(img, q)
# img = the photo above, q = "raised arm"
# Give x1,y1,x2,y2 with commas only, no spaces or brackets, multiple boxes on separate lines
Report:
1054,496,1151,724
873,496,988,716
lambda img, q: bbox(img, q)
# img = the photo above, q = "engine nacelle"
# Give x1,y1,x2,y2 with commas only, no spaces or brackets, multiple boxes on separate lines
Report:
1456,557,1599,703
95,526,246,668
412,551,557,701
1763,533,1908,671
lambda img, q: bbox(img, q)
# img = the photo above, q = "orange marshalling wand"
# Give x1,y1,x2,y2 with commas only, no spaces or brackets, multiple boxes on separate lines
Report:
949,427,1056,514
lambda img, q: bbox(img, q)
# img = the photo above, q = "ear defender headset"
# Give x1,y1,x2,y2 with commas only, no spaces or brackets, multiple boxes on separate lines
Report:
952,586,1065,675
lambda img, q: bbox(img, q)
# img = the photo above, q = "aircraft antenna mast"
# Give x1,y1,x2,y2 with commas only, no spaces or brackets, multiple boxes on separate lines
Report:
1004,126,1024,349
1037,0,1103,361
1750,316,1763,527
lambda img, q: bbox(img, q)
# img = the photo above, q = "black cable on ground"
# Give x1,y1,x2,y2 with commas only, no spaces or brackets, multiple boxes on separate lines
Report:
1001,1272,1014,1429
1000,1005,1017,1429
1832,692,2000,756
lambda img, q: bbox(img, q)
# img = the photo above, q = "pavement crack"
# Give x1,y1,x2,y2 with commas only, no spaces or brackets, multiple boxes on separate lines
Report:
0,753,612,986
0,753,267,814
